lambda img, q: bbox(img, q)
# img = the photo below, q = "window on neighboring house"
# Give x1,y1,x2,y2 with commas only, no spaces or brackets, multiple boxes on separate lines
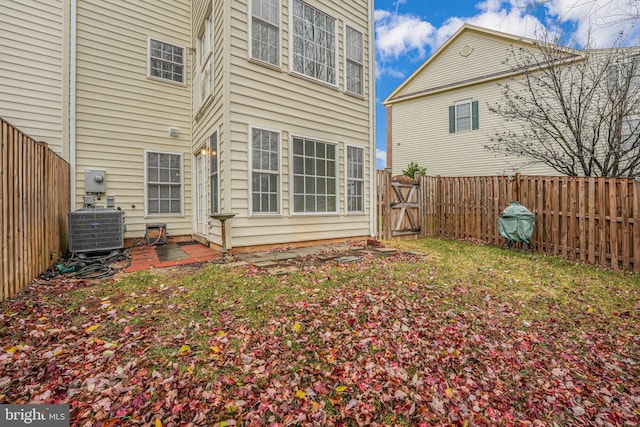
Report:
621,115,639,151
345,25,364,95
149,38,185,84
146,152,182,214
292,137,337,213
251,0,279,65
449,100,479,133
291,0,336,85
346,145,364,212
251,128,280,214
197,15,213,104
607,56,640,94
210,132,219,213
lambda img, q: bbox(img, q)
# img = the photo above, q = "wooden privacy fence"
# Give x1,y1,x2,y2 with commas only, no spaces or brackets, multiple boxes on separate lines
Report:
377,170,640,272
1,118,70,301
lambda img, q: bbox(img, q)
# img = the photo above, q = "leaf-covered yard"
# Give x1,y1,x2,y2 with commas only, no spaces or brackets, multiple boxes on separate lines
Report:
1,239,638,426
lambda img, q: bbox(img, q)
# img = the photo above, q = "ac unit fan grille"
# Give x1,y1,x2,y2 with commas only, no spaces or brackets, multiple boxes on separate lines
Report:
68,209,124,253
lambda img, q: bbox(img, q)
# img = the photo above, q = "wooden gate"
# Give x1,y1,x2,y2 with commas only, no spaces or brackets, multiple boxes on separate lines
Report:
377,171,420,240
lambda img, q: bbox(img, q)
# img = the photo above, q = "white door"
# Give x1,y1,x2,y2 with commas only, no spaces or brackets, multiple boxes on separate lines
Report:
195,147,208,235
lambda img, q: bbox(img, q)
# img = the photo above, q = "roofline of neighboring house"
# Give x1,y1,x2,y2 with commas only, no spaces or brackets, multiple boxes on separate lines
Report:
383,23,584,106
383,51,585,105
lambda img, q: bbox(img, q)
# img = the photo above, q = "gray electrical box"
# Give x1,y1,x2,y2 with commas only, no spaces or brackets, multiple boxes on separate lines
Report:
85,169,106,193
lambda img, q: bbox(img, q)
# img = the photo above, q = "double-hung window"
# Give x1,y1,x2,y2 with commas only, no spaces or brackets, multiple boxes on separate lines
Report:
449,100,479,133
250,0,279,65
292,137,337,213
346,146,364,213
210,132,219,213
146,152,182,214
608,56,640,94
291,0,337,85
621,115,639,151
251,128,280,214
148,38,185,84
198,15,213,104
345,25,364,96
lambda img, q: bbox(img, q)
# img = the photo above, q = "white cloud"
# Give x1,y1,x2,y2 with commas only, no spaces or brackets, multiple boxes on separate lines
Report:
376,149,387,169
374,10,435,60
433,7,546,50
374,1,638,75
376,64,405,80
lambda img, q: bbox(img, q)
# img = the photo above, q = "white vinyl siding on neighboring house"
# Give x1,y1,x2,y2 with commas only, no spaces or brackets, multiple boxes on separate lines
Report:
148,38,185,84
292,137,337,213
210,131,219,213
250,0,280,66
345,25,364,96
346,145,364,212
291,0,337,85
251,127,280,214
146,151,183,215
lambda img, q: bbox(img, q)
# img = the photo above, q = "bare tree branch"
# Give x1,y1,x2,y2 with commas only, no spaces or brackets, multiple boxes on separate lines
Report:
487,31,640,177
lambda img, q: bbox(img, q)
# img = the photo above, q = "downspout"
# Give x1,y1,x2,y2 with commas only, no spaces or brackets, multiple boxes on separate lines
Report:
69,0,77,210
368,0,376,238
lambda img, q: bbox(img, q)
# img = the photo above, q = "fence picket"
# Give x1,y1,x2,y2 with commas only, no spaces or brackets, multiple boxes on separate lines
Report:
1,119,69,301
376,171,640,271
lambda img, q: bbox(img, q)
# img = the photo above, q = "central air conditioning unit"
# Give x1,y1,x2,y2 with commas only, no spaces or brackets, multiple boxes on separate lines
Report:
68,208,124,253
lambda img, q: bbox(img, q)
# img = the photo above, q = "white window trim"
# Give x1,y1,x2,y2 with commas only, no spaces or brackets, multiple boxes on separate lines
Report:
147,36,186,86
345,144,365,214
249,125,283,216
621,114,639,150
455,98,472,132
193,142,210,233
343,22,365,97
289,134,340,216
144,150,184,217
288,0,339,88
248,0,282,68
197,15,214,107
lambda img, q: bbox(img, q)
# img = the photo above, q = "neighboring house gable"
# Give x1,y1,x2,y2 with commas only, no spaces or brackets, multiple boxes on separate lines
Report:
383,24,577,177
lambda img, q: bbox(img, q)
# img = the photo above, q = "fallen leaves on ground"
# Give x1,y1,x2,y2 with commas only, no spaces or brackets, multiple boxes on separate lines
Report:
1,241,638,426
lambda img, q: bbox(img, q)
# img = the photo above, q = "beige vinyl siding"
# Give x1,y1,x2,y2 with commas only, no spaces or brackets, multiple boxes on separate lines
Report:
75,0,192,238
224,0,372,248
0,0,63,155
391,80,558,177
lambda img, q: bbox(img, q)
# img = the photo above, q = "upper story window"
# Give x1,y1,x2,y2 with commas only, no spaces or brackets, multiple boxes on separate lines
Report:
250,0,280,66
621,115,639,151
608,56,640,94
291,0,337,85
449,100,479,133
148,38,185,84
199,15,213,66
345,25,364,96
198,15,213,104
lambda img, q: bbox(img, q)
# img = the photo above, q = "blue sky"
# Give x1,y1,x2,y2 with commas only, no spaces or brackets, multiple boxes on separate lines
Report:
373,0,640,168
